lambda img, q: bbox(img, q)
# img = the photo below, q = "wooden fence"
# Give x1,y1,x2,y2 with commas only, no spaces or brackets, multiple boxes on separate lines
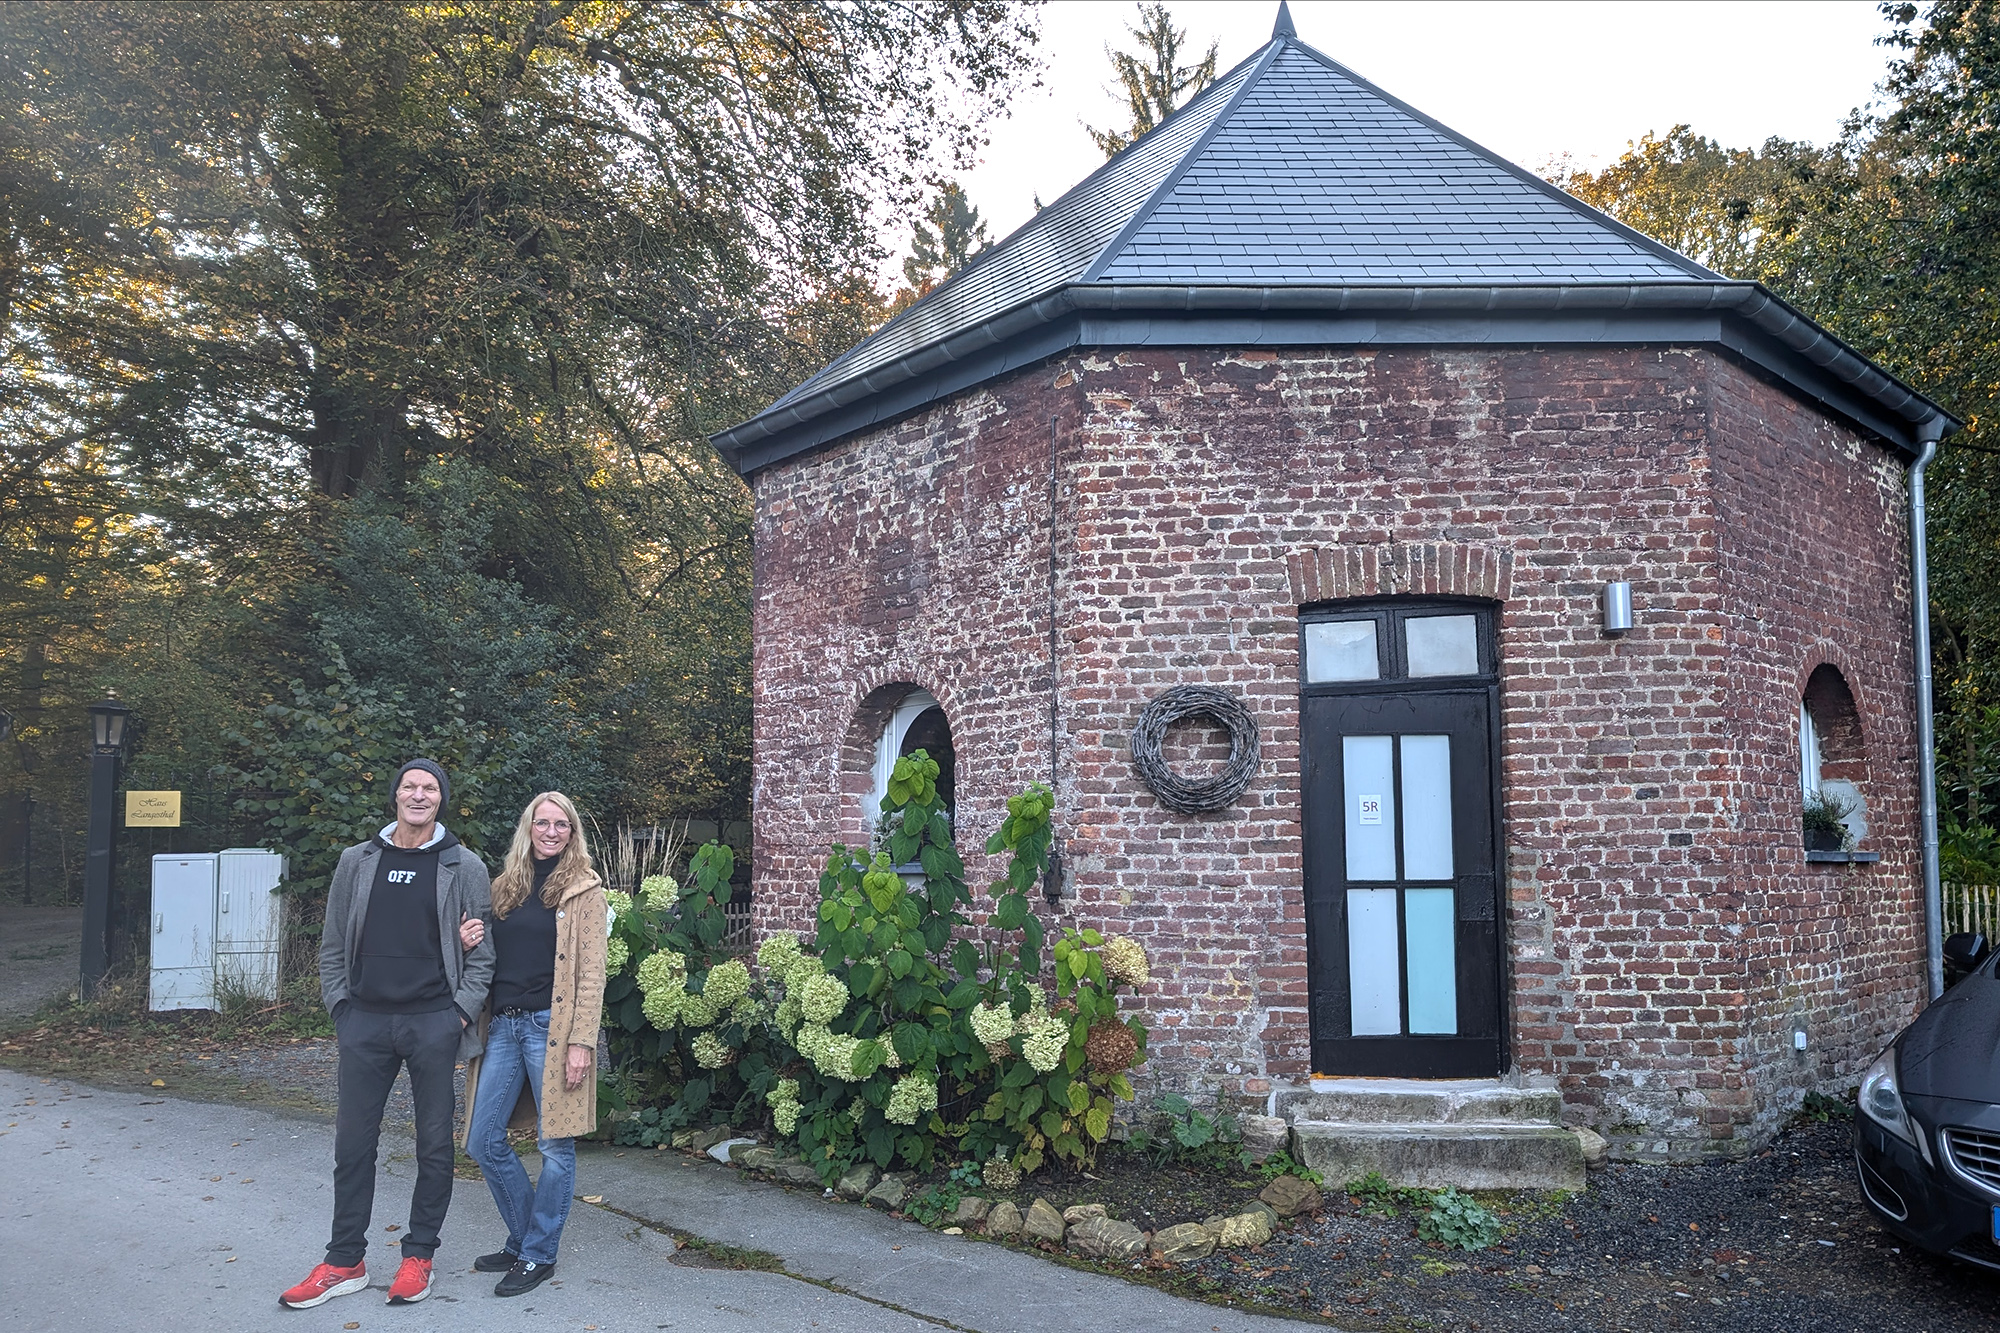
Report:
1945,883,2000,942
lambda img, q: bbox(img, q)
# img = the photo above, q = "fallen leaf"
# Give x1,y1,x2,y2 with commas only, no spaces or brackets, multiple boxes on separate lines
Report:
385,1224,401,1232
345,1324,360,1330
202,1196,214,1201
226,1257,237,1263
150,1079,165,1088
580,1194,604,1204
241,1178,255,1184
211,1176,222,1182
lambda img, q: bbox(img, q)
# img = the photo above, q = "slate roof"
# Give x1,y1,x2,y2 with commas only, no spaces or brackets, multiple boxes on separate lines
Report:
715,13,1954,471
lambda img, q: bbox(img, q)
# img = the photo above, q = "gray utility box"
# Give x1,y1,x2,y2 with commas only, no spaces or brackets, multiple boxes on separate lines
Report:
148,849,287,1012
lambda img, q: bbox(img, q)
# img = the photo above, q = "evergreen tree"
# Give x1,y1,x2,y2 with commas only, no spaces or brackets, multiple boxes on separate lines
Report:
1084,3,1218,158
901,183,992,298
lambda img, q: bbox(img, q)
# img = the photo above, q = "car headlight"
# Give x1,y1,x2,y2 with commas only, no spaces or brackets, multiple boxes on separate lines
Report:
1859,1045,1919,1149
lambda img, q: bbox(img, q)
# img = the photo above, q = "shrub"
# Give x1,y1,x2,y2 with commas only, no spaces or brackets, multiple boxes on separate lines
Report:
601,757,1153,1184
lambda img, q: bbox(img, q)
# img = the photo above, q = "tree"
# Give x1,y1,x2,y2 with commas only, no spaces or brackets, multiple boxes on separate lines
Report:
1084,3,1218,158
0,2,1042,905
902,184,991,298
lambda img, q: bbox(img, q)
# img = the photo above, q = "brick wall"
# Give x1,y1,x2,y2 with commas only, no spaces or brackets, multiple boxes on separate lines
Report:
747,344,1922,1159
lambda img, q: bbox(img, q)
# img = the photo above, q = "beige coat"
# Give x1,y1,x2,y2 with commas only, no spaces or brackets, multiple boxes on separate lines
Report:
461,870,608,1143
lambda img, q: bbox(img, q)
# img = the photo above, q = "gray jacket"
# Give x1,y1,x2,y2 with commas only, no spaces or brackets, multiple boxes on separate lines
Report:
319,826,495,1061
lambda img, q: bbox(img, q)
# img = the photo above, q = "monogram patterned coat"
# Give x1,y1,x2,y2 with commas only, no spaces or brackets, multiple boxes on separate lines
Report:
460,870,608,1143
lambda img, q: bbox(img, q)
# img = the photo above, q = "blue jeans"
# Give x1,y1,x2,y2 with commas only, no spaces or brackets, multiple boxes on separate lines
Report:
467,1010,577,1264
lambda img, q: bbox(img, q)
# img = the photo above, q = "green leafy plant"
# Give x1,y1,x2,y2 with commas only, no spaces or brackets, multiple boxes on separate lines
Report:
610,1103,690,1149
1255,1149,1323,1186
1803,788,1854,848
1128,1093,1241,1169
1345,1171,1432,1217
1418,1187,1505,1251
905,1160,985,1226
1800,1089,1854,1124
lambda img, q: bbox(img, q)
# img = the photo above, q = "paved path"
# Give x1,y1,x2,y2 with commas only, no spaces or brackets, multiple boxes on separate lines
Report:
0,1069,1338,1333
0,902,81,1019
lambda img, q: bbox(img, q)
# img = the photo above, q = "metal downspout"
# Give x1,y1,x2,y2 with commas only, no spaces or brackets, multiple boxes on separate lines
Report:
1912,417,1946,1000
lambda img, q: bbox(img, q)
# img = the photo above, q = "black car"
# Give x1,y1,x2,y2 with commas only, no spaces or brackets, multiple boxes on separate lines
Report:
1855,932,2000,1270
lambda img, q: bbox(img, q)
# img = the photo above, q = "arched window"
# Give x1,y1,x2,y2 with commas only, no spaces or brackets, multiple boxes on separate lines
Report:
864,689,956,839
1801,665,1868,846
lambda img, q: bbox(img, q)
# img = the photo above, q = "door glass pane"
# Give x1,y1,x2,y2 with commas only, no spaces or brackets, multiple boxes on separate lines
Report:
1306,620,1380,682
1399,734,1454,880
1342,735,1396,880
1347,888,1401,1035
1404,888,1458,1033
1405,615,1479,677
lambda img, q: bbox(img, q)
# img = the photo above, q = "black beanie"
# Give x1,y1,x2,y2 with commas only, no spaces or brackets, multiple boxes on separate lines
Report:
392,758,452,814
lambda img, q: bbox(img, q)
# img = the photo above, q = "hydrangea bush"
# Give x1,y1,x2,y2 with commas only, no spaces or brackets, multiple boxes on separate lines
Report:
602,754,1151,1184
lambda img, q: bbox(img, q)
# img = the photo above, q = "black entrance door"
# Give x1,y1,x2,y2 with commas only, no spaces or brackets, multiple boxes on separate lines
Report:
1300,603,1504,1078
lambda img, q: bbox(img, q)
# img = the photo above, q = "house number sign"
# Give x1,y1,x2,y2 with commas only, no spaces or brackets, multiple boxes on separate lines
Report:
1357,795,1383,825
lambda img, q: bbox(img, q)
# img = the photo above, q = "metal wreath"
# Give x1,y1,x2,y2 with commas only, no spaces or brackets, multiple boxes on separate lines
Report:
1130,685,1262,815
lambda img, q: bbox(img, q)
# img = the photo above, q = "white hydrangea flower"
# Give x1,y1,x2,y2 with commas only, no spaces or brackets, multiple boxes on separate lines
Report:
605,889,634,922
794,1022,833,1065
1102,935,1151,990
756,932,804,977
605,936,630,975
703,958,752,1008
634,949,687,996
799,972,849,1026
884,1073,939,1126
813,1033,865,1082
1020,1010,1070,1073
691,1029,734,1069
679,993,718,1029
774,995,803,1038
640,984,683,1031
639,874,679,910
728,996,759,1026
767,1078,802,1137
968,1002,1015,1048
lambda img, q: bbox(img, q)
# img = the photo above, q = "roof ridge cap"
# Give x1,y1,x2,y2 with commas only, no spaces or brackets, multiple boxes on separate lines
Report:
1278,39,1726,283
1076,36,1290,285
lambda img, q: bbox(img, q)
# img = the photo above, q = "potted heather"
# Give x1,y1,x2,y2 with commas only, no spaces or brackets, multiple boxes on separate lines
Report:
1803,788,1853,852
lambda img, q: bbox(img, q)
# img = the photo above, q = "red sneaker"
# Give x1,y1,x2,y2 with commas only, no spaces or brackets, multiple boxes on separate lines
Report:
386,1255,434,1304
279,1260,367,1309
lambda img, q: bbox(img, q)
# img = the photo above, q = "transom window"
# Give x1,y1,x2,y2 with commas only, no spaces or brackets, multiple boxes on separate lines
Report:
1302,602,1495,688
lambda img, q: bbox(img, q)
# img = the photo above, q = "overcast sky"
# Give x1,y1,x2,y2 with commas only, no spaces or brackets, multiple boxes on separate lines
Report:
951,0,1897,246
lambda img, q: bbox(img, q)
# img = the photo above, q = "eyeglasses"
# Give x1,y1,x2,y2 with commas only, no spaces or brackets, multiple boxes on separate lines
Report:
533,819,572,833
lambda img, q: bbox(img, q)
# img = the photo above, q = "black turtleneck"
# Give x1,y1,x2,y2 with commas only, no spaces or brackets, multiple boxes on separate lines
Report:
488,856,559,1014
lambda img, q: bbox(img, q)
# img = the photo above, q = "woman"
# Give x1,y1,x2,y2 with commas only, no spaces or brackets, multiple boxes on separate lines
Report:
457,790,607,1298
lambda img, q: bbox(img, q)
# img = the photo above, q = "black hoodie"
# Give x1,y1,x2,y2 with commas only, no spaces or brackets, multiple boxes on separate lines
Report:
349,827,461,1015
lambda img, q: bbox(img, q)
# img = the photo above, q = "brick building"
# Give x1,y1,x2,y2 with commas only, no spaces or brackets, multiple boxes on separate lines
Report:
713,9,1960,1175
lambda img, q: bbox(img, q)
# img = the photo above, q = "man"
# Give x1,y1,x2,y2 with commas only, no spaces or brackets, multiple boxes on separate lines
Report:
280,758,494,1309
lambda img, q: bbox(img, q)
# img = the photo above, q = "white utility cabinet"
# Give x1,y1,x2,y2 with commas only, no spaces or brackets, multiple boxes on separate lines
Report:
149,848,288,1011
215,848,286,1001
149,853,218,1011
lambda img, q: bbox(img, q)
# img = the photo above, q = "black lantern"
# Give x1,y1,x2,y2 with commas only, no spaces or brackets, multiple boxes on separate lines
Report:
88,693,132,755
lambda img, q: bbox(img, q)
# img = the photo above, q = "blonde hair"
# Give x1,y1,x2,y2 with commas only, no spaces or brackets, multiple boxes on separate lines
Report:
492,791,599,918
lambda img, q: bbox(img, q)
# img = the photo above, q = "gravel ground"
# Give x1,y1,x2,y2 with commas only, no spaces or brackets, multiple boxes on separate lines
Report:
162,1035,460,1134
1181,1117,1999,1331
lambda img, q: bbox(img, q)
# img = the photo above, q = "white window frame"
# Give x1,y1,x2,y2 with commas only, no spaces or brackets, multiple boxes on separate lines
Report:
1800,701,1822,798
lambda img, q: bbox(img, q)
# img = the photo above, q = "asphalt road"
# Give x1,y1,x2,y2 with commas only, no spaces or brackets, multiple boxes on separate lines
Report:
1,1067,1334,1333
0,1068,941,1333
0,903,80,1020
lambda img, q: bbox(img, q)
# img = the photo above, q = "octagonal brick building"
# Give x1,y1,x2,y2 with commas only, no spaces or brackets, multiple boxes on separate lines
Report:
713,12,1959,1171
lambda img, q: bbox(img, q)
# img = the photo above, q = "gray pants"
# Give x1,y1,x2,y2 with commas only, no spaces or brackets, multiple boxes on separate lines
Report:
327,1006,461,1265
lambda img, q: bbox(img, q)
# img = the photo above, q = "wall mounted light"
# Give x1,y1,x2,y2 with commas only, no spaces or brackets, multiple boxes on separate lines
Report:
1603,581,1634,636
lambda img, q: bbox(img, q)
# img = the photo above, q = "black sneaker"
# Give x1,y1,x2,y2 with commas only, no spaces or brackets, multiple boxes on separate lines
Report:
494,1259,556,1297
473,1249,517,1273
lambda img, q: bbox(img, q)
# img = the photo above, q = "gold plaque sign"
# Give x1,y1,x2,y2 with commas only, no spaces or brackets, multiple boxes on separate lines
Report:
126,790,183,828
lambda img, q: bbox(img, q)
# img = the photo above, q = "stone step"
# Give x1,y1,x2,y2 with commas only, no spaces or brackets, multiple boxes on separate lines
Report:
1274,1077,1563,1128
1289,1119,1587,1192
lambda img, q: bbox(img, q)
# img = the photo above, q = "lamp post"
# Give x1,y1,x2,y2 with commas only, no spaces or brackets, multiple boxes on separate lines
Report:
80,692,132,995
